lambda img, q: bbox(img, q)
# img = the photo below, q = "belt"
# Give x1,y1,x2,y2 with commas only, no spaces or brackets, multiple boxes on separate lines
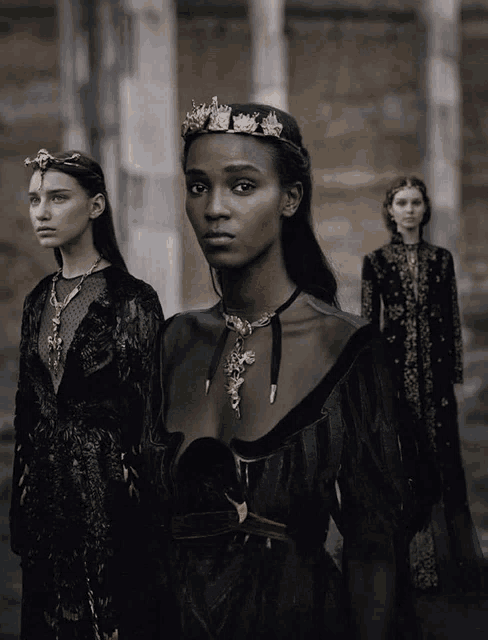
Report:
172,495,289,542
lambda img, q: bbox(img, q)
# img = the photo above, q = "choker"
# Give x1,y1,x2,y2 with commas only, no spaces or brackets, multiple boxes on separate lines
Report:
205,287,302,419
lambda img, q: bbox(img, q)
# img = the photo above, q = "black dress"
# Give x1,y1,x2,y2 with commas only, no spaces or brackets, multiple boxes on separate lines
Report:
142,295,414,639
361,234,483,592
10,266,164,639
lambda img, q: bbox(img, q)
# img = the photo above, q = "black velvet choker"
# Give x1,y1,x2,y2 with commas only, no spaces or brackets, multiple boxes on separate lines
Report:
205,287,302,419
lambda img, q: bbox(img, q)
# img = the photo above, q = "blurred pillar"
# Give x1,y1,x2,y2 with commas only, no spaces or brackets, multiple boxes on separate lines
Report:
120,0,182,316
58,0,91,151
249,0,288,111
422,0,462,257
93,0,121,234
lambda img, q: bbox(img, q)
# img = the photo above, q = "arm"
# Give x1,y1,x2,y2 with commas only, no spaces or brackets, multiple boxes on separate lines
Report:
361,255,381,328
338,335,409,639
446,252,463,384
10,296,36,555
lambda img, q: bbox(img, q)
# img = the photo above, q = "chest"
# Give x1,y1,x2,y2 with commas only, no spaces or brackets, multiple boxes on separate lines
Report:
164,320,335,454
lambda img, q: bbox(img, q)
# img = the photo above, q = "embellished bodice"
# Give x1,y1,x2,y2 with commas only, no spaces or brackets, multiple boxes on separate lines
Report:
38,270,107,392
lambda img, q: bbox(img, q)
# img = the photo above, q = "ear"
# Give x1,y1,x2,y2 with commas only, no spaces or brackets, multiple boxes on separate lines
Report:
89,193,106,220
281,182,303,218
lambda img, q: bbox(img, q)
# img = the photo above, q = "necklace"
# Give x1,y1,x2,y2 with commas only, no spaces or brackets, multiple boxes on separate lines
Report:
47,255,102,374
205,287,301,419
404,243,419,266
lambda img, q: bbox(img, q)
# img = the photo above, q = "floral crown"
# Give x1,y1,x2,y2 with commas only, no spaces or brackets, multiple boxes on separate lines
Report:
181,97,301,151
24,149,85,172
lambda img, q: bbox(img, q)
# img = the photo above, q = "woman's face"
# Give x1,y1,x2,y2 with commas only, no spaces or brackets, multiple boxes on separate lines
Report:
28,169,103,250
388,186,426,235
184,134,297,272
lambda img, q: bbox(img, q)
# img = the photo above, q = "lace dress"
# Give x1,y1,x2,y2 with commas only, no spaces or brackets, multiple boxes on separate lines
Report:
361,236,483,593
11,266,163,640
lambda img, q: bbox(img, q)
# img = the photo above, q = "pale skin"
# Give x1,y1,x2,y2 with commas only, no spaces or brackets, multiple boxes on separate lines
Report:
28,169,111,278
388,185,426,244
184,133,395,640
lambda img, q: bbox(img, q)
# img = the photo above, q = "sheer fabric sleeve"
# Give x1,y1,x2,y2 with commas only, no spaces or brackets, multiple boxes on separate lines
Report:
10,295,37,556
337,334,408,639
361,254,381,328
446,251,463,385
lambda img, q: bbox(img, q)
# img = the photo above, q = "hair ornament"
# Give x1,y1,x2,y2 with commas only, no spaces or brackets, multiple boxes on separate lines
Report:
208,97,232,132
181,97,296,149
261,112,284,137
233,112,260,134
24,149,82,172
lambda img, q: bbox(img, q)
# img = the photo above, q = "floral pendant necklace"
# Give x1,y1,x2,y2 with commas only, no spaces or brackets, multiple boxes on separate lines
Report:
205,287,301,419
48,255,102,374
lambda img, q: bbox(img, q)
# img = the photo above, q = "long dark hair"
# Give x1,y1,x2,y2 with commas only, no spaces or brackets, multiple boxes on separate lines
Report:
182,103,338,307
27,150,127,271
382,175,432,236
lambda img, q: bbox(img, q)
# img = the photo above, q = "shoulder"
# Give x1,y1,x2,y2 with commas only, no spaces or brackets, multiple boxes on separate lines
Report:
161,304,221,343
305,295,367,332
22,273,54,309
103,267,163,315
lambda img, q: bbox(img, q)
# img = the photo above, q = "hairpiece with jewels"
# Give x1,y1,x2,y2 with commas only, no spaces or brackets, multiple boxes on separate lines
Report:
24,149,83,172
181,97,301,150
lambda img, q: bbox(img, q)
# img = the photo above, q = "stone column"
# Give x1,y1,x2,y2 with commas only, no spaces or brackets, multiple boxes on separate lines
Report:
120,0,182,316
421,0,462,257
93,0,122,237
248,0,288,111
58,0,91,151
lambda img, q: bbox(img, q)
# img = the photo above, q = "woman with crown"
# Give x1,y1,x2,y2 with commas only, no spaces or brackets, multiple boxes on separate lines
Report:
142,99,421,639
10,149,164,639
361,177,484,595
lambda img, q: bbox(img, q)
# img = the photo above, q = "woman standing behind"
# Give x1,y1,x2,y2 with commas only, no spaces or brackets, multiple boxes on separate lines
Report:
361,176,483,593
10,150,163,639
143,99,416,639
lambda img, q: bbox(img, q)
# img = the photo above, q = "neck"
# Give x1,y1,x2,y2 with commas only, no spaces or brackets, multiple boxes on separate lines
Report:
59,238,103,278
220,250,296,315
398,228,420,245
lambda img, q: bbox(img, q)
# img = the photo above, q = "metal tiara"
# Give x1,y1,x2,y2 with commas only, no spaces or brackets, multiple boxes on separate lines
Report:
24,149,83,172
181,97,300,149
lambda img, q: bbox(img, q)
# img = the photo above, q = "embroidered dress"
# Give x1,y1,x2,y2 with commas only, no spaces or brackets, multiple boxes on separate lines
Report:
361,234,483,592
141,295,416,639
10,266,163,640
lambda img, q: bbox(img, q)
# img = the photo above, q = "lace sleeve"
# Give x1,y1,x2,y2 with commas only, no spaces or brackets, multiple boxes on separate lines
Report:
361,254,381,327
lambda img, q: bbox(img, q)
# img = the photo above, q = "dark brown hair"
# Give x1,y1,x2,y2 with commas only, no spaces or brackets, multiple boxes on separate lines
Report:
27,150,127,271
382,176,432,235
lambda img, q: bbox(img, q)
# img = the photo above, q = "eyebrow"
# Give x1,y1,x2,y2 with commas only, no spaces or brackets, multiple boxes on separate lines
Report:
185,164,262,175
28,188,72,196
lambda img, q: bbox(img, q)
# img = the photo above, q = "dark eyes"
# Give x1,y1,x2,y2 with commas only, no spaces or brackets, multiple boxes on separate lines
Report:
395,199,422,207
187,181,255,195
29,195,67,205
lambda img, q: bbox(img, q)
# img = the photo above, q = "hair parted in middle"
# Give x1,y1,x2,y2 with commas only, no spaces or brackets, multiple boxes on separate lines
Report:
182,101,339,308
382,175,432,236
24,149,127,271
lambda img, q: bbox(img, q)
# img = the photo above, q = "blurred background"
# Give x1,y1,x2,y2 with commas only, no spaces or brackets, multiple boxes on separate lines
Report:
1,0,487,637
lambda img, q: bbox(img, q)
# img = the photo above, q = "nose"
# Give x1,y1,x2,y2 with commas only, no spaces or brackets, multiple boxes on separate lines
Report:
205,187,230,219
33,198,51,220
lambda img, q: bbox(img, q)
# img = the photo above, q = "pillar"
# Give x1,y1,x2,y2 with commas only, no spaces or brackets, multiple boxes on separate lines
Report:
93,0,122,237
248,0,288,111
58,0,91,152
421,0,462,257
120,0,182,316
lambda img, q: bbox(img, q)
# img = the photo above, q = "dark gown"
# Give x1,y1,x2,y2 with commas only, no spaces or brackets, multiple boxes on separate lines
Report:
361,234,484,593
10,266,164,640
142,296,416,639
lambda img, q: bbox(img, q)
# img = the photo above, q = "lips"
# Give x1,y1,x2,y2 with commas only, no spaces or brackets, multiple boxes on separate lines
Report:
203,231,235,239
202,231,235,247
